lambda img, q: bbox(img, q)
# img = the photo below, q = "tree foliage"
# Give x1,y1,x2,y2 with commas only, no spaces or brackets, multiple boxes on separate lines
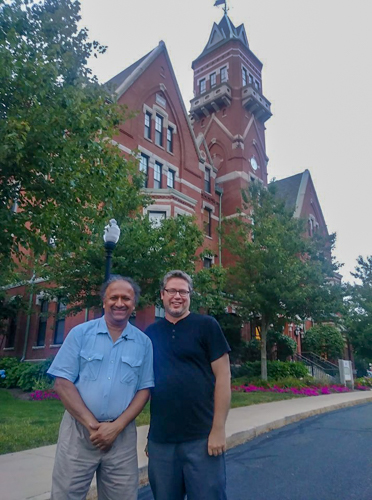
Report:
346,256,372,359
223,182,343,379
41,214,204,311
0,0,146,277
302,324,345,360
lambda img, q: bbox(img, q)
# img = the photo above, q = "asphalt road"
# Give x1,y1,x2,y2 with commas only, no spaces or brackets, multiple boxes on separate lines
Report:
138,403,372,500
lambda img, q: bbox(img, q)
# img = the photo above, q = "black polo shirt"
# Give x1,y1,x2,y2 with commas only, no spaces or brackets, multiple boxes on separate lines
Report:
145,312,230,443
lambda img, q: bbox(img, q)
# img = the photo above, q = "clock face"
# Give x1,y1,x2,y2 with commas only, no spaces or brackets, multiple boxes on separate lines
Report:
250,156,259,171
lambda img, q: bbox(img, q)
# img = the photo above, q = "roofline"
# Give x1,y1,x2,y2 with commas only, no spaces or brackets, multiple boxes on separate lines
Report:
294,169,327,228
113,41,203,163
192,37,263,70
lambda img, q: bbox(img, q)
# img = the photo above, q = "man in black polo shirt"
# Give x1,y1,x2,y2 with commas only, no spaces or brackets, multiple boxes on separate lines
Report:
145,270,231,500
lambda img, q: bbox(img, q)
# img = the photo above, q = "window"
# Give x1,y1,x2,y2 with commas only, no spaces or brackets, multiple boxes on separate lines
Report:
203,257,212,269
167,169,175,188
167,127,173,153
144,111,152,139
249,73,253,84
148,211,166,228
6,317,17,348
220,66,228,83
204,167,211,193
154,161,162,189
139,154,149,187
203,207,212,237
308,218,314,237
210,72,216,88
155,114,163,147
199,78,206,94
242,67,248,87
37,300,48,346
254,79,260,90
54,302,67,345
155,306,165,320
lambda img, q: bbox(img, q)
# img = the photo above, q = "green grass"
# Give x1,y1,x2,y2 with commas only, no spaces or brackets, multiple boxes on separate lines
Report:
0,387,302,455
0,389,65,455
231,391,302,408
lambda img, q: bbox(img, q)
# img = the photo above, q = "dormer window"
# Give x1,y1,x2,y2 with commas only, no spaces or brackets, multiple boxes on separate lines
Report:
167,127,173,153
144,111,151,139
155,114,163,147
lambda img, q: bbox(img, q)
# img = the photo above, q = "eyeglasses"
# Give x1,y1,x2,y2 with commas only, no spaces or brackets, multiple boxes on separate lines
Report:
164,288,190,297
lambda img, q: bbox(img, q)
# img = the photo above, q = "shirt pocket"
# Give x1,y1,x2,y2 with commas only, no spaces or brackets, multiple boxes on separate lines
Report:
79,351,104,381
120,354,143,385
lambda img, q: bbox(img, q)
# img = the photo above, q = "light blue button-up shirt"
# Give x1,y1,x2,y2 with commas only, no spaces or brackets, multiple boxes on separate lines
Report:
48,317,154,421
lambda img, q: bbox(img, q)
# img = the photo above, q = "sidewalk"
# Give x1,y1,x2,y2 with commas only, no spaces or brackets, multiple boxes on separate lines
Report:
1,391,372,500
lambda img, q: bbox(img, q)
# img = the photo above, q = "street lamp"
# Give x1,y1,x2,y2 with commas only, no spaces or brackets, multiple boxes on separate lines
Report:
103,219,121,282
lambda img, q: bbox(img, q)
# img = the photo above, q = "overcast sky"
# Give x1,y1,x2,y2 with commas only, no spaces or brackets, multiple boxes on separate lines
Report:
79,0,372,283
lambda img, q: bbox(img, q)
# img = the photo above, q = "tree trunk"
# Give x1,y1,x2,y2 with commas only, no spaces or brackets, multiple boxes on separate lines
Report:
261,318,269,380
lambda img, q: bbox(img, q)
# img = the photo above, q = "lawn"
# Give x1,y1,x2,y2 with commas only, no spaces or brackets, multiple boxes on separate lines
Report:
0,388,302,455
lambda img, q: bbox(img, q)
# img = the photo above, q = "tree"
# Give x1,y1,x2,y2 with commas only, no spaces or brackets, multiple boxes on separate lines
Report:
346,256,372,360
302,324,345,360
224,183,343,380
42,214,204,312
0,0,146,277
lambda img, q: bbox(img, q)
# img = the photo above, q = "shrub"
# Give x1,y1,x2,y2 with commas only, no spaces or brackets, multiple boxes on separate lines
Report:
232,360,308,380
302,324,344,360
0,357,54,391
0,357,20,388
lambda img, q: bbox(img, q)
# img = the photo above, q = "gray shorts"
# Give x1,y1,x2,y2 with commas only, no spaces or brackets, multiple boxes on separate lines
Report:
51,411,138,500
148,438,227,500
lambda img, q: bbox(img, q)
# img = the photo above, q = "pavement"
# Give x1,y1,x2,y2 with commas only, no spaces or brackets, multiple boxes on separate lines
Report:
1,390,372,500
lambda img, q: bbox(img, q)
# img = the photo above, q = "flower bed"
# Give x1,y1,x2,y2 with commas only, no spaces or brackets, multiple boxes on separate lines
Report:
29,390,60,401
232,383,355,396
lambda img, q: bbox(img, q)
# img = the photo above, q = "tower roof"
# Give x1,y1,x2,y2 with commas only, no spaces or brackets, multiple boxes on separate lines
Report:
193,14,249,65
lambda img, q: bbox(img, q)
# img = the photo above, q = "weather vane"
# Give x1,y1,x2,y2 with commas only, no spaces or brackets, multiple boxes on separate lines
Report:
214,0,228,14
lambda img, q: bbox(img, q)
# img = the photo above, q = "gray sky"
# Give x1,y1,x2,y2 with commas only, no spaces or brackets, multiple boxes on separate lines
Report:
79,0,372,283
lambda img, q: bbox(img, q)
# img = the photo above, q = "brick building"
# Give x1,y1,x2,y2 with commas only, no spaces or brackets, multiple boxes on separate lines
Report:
1,13,334,360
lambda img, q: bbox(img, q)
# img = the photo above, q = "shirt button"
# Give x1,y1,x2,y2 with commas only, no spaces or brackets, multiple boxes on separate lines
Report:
110,360,114,363
108,377,111,380
172,335,175,339
88,358,91,361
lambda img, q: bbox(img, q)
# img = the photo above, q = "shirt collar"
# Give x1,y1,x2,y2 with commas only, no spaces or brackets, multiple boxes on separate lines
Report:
96,316,136,340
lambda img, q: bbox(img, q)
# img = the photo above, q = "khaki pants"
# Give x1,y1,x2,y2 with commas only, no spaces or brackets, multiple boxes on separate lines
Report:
51,411,138,500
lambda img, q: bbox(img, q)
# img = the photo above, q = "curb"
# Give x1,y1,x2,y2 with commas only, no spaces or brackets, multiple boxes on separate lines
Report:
29,394,372,499
135,394,372,491
226,394,372,449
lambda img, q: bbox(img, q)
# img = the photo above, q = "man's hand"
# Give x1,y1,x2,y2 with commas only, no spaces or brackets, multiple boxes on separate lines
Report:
89,422,122,452
208,426,226,457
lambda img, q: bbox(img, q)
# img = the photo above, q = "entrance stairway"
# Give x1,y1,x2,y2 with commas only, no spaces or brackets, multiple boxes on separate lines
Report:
294,352,340,383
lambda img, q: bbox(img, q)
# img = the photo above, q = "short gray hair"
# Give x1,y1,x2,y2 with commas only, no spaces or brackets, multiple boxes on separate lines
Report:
100,275,141,305
161,270,193,293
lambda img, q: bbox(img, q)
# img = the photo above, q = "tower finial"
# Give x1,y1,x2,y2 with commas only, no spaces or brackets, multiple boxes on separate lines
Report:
214,0,228,15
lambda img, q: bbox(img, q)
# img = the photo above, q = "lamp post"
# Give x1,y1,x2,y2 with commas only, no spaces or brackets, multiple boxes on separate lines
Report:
103,219,121,282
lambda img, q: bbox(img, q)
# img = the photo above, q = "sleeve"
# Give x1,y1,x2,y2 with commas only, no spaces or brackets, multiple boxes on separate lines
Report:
204,316,231,363
47,326,83,383
137,336,155,390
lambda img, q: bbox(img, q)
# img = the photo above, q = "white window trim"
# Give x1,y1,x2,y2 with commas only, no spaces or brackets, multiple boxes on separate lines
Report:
144,205,171,218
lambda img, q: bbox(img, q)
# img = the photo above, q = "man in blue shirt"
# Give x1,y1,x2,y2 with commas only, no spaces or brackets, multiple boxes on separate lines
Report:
48,275,154,500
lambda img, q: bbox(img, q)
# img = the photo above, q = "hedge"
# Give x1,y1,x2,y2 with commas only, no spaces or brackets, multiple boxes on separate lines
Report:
231,360,309,380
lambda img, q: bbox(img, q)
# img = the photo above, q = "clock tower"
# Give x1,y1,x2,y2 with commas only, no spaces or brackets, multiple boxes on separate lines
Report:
190,13,271,218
